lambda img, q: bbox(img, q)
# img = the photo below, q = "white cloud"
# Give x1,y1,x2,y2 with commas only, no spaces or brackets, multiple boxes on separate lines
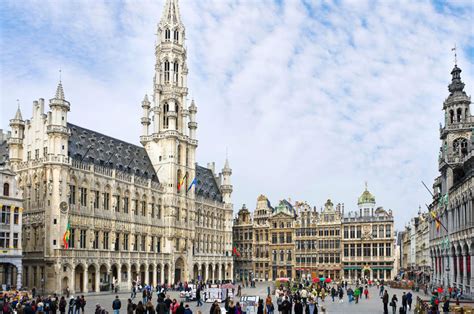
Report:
1,0,473,229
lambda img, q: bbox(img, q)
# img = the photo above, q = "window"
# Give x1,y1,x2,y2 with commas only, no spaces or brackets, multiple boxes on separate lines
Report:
157,237,161,253
272,234,277,244
69,185,76,205
115,195,121,212
141,201,146,216
114,233,120,251
141,235,146,252
0,232,10,248
12,208,19,225
280,251,284,262
356,244,362,257
151,204,155,218
133,200,138,215
379,243,384,256
372,243,378,256
350,226,355,238
151,236,155,252
123,234,129,251
385,225,391,238
158,204,162,218
79,187,87,206
287,251,292,261
363,244,371,257
27,151,31,160
79,230,86,249
164,61,170,83
134,235,138,251
174,62,179,83
43,147,47,157
3,183,9,196
93,191,99,209
93,231,99,249
1,206,10,224
13,233,18,248
174,30,179,42
344,244,349,257
379,225,384,238
279,233,284,244
35,149,39,159
350,244,355,257
385,243,391,256
68,229,75,248
372,225,377,238
165,28,170,41
356,226,362,238
124,197,129,213
287,232,292,243
103,192,110,210
344,227,348,238
103,232,109,250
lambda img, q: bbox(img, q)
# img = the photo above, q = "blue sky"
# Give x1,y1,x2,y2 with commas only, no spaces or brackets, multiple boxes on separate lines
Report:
1,0,473,229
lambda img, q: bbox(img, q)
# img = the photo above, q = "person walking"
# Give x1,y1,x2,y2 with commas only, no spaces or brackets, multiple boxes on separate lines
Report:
442,297,450,313
183,304,192,314
330,287,335,302
294,299,303,314
281,297,291,314
406,291,412,311
354,287,360,304
127,299,135,314
363,287,369,299
382,291,389,314
379,284,385,297
136,301,146,314
390,294,398,314
402,292,407,313
59,296,67,314
68,297,76,314
196,286,203,307
338,287,344,303
257,299,264,314
266,295,274,314
112,295,122,314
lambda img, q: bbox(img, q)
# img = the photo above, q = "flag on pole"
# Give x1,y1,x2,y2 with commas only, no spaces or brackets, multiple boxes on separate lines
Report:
177,173,188,191
63,219,71,249
431,211,441,232
187,178,197,192
232,242,240,257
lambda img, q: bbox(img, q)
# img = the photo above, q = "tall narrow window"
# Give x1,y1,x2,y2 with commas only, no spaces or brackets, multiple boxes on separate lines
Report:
93,191,99,209
13,208,19,224
103,232,109,250
79,230,86,249
3,183,9,196
174,62,179,83
68,229,75,248
115,233,120,251
69,185,76,205
163,103,169,128
165,29,170,41
174,30,179,42
164,61,170,83
80,187,87,207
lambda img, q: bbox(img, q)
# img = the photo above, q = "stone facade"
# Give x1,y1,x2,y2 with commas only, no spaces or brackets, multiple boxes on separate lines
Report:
430,63,474,298
233,187,395,282
6,0,233,295
0,131,23,290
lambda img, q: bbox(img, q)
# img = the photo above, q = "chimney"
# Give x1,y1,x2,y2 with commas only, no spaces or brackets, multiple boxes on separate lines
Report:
207,162,215,174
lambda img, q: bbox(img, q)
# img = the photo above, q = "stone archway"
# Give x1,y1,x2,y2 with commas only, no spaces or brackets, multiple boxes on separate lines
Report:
214,264,219,282
74,265,85,293
201,264,206,281
208,264,213,282
157,264,162,284
174,257,185,284
139,264,146,284
193,264,199,281
221,263,226,281
226,263,232,280
164,264,169,284
100,264,109,291
131,264,138,284
121,264,128,284
87,265,97,292
62,276,69,294
149,264,155,286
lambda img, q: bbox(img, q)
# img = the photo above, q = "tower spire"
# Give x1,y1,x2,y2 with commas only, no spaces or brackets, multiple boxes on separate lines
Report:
160,0,182,25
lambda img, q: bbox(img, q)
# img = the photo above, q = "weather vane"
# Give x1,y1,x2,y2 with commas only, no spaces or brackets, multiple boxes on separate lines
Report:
452,44,457,65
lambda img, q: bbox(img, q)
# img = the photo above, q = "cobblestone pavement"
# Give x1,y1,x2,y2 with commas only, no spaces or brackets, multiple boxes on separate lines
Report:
78,283,427,313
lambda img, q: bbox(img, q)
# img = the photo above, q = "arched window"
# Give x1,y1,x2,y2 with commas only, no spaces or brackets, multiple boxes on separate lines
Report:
165,29,170,41
280,250,284,262
163,103,169,129
457,108,462,122
164,60,170,83
175,103,179,129
174,30,179,42
3,183,9,196
174,62,179,84
450,110,454,124
287,250,292,261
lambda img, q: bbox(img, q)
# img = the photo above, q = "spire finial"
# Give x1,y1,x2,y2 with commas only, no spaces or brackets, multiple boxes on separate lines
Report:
14,100,23,120
16,99,20,109
59,67,62,83
365,181,368,191
452,44,457,66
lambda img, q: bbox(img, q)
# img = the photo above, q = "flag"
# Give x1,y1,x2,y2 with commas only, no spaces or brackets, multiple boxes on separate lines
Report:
232,242,240,257
187,178,197,192
63,219,71,249
431,211,441,232
177,173,188,191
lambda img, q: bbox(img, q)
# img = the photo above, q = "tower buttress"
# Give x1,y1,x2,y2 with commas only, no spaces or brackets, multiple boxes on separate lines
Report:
47,81,70,156
8,105,25,165
221,158,233,205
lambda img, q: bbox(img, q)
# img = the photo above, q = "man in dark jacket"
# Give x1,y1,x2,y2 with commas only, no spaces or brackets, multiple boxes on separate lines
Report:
294,299,303,314
156,297,167,314
406,292,413,311
112,295,122,314
401,292,407,312
382,291,389,314
196,287,203,307
281,297,291,314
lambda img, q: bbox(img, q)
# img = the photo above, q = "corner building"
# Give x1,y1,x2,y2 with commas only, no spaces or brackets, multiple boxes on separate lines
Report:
430,63,474,298
7,0,233,294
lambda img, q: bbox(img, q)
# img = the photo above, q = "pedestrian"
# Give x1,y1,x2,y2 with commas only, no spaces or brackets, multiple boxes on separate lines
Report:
347,288,353,303
112,295,122,314
354,287,360,304
171,299,179,314
257,299,264,314
379,285,384,297
330,287,335,302
382,291,389,314
338,288,344,303
406,291,412,311
442,297,450,313
176,302,185,314
390,294,398,314
402,292,407,313
184,304,192,314
227,300,236,314
136,301,146,314
80,295,86,313
127,299,135,314
68,296,75,314
281,297,291,314
266,294,274,314
59,296,67,314
363,287,369,299
196,286,203,307
156,296,167,314
235,302,242,314
143,288,148,304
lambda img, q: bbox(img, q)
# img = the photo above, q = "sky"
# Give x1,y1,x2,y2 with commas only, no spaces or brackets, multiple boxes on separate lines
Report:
0,0,473,230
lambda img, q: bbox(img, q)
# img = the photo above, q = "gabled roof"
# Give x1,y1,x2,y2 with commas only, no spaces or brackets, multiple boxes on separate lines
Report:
195,165,222,202
67,123,158,182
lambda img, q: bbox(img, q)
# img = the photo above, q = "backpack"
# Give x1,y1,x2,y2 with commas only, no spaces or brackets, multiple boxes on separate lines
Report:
3,303,11,314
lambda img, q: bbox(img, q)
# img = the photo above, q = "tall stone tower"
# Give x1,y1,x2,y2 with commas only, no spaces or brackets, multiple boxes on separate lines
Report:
141,0,196,279
439,63,472,193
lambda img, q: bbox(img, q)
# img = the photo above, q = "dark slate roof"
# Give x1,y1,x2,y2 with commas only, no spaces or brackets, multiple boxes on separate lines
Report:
0,140,8,166
67,123,158,182
195,165,222,202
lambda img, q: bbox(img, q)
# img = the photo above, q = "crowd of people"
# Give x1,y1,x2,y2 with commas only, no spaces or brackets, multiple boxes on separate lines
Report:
0,293,87,314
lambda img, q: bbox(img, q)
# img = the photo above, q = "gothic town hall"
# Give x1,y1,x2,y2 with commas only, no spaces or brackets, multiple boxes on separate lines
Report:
5,0,234,294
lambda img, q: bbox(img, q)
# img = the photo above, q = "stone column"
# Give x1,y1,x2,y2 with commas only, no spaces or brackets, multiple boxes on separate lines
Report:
70,268,75,294
83,267,89,293
204,265,208,282
127,266,132,291
152,266,157,287
145,264,150,286
158,266,162,284
169,264,174,285
16,263,22,289
95,269,100,293
218,264,222,281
